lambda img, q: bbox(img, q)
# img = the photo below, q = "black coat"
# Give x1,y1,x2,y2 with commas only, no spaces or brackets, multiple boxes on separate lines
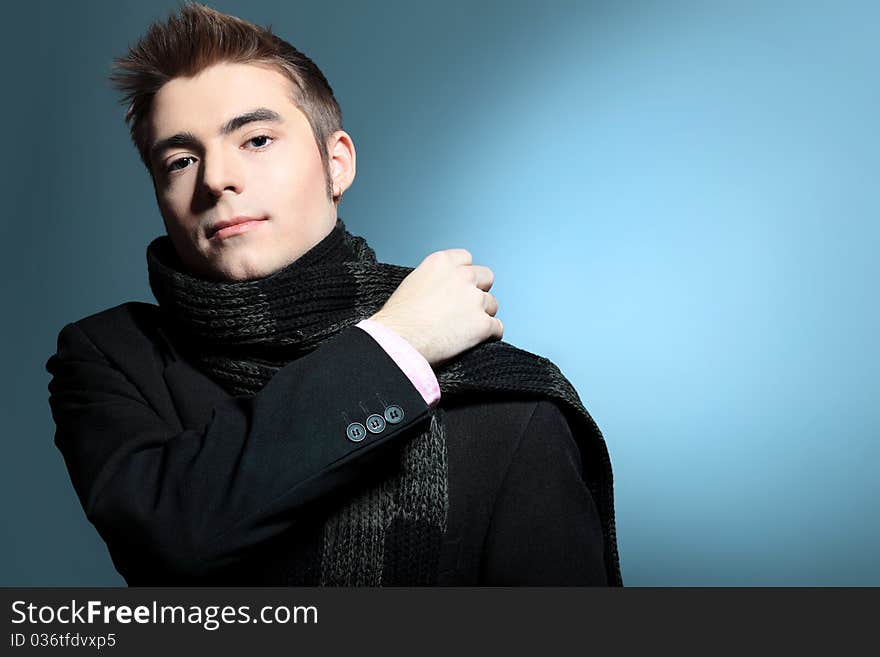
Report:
46,302,607,585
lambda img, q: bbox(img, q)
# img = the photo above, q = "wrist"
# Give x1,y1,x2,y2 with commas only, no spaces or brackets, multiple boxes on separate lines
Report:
367,313,424,361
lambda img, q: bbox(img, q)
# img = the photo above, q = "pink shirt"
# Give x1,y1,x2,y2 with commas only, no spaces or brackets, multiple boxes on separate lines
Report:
355,318,440,408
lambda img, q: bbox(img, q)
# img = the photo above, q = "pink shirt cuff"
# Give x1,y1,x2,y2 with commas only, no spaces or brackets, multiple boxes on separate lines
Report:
355,318,441,408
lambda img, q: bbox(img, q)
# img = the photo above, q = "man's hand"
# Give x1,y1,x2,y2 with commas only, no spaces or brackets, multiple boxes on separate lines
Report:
369,249,503,368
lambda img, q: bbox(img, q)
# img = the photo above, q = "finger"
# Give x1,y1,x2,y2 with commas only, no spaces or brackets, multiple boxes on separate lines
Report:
470,265,495,292
483,291,499,316
442,248,473,266
490,315,504,340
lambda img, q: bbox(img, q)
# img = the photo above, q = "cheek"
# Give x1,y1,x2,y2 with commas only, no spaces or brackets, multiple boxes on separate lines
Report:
156,194,196,240
264,152,326,203
157,184,187,215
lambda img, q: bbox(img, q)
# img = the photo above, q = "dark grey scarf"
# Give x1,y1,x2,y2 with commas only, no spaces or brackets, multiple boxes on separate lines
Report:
146,217,622,586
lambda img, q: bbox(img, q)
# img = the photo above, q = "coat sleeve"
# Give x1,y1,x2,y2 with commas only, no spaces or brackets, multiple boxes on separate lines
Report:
46,321,432,583
479,400,608,585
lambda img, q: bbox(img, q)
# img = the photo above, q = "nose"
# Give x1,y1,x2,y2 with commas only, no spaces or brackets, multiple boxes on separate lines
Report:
200,146,243,197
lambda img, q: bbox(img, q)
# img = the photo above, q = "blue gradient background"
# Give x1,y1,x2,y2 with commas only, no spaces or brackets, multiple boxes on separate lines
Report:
3,0,877,585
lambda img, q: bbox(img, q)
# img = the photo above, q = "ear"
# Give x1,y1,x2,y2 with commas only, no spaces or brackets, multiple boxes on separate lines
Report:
326,130,356,198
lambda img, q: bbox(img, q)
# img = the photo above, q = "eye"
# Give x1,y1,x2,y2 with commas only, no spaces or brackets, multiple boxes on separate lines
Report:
246,134,275,149
166,156,194,173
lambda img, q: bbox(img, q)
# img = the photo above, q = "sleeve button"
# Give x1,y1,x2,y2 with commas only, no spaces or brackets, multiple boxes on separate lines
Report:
346,422,367,442
384,404,404,424
366,413,386,434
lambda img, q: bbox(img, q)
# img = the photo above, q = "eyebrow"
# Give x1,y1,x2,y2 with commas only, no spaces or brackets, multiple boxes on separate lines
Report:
149,107,284,163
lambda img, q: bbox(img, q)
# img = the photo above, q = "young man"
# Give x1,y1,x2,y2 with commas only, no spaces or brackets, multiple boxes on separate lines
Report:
45,2,621,586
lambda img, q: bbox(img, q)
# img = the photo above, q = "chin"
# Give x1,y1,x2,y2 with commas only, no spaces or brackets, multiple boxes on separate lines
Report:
215,251,287,282
223,263,273,282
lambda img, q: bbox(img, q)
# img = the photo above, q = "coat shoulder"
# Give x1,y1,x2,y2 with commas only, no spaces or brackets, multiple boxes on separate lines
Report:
68,300,161,343
57,301,172,369
442,394,569,436
72,301,161,337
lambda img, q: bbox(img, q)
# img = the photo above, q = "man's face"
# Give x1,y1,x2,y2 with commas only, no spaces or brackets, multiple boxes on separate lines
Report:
148,61,352,281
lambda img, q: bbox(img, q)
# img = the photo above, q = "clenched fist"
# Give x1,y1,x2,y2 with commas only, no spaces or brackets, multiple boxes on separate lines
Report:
369,249,503,368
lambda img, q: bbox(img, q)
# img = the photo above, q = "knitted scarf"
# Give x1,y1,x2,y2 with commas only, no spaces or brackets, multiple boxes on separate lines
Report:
146,217,622,586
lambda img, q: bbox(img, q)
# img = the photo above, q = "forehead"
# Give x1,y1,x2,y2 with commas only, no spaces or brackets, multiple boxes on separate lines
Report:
150,62,296,135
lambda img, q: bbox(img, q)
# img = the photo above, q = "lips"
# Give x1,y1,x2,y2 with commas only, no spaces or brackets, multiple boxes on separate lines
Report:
207,216,267,239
